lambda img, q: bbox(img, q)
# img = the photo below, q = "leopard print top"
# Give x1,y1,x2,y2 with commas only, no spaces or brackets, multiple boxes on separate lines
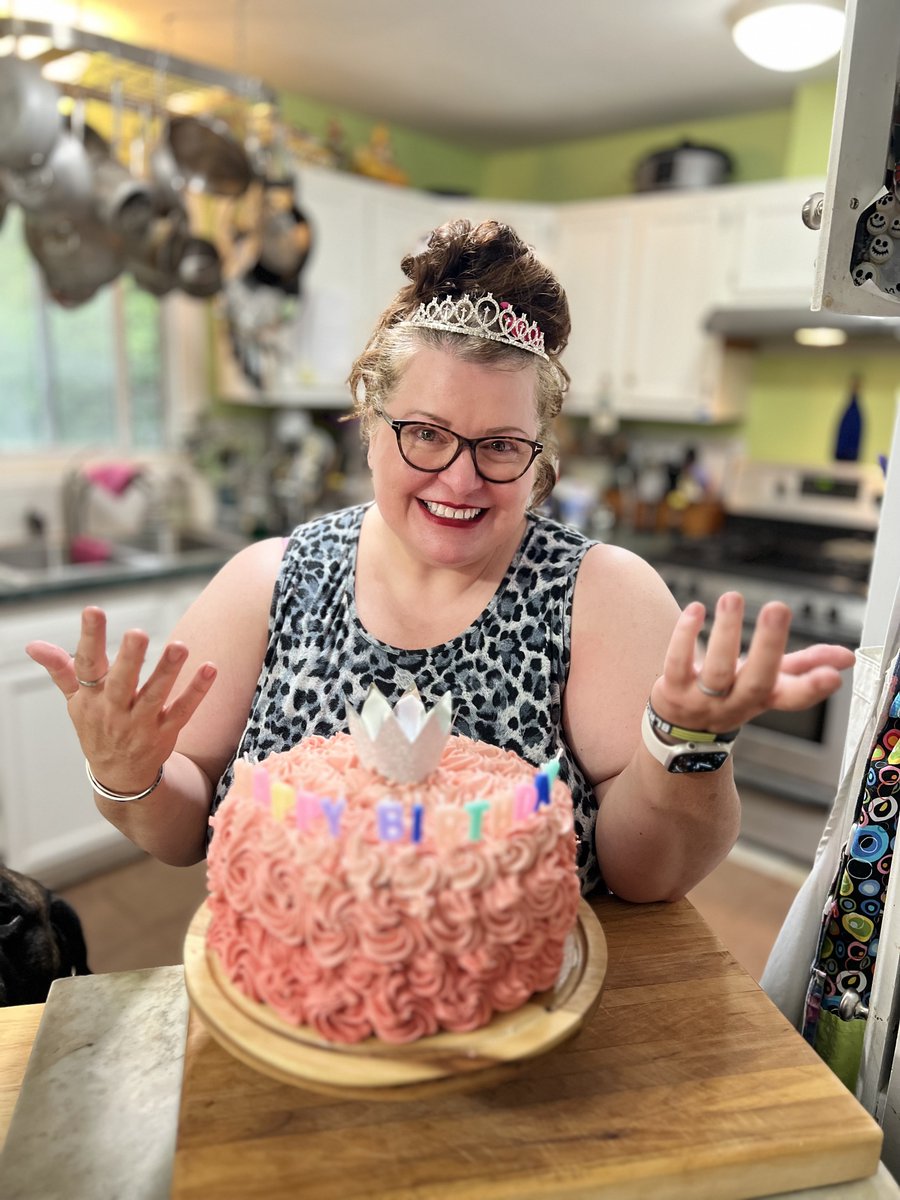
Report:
211,503,603,895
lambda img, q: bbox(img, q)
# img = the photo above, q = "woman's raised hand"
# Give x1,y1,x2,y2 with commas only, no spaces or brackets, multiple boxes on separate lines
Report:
25,605,217,794
649,591,856,735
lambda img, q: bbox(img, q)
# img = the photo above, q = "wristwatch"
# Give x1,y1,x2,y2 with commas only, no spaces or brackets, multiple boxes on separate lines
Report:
641,705,736,774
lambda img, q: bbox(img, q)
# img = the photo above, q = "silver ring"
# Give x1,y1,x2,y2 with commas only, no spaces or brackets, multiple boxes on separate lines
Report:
696,678,732,698
76,672,108,688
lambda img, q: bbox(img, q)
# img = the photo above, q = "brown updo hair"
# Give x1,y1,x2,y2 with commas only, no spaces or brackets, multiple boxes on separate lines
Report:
348,219,570,508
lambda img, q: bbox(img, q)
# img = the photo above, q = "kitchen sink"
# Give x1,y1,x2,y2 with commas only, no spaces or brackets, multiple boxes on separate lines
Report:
0,529,247,593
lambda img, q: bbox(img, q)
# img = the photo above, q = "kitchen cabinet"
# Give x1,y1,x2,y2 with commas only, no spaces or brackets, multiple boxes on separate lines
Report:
721,176,826,308
617,190,747,422
214,166,836,423
554,200,631,415
0,577,209,888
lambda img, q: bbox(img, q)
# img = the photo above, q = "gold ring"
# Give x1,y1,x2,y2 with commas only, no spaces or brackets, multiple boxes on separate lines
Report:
76,672,108,688
696,678,732,698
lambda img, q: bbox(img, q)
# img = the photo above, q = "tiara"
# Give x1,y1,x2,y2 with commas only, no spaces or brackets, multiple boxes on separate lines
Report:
403,293,548,360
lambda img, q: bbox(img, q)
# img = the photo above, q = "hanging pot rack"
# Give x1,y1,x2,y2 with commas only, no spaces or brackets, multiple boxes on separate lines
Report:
0,16,279,117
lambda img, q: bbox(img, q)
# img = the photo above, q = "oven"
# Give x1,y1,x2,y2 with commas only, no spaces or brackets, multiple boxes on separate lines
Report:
649,460,883,810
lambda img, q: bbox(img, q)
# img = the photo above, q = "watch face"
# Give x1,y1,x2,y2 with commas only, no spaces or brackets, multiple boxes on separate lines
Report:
668,751,729,773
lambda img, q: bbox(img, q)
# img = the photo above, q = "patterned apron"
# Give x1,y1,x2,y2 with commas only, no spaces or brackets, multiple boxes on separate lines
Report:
802,651,900,1088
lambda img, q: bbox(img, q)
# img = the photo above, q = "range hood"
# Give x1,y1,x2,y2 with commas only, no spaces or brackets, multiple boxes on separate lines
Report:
705,306,900,341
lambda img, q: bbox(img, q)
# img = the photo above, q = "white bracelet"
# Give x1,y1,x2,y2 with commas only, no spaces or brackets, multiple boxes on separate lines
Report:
85,759,164,803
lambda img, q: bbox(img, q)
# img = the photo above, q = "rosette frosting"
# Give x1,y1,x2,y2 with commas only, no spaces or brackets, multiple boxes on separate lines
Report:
206,732,581,1044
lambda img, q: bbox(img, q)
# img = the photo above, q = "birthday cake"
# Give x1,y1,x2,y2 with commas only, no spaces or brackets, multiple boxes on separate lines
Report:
205,688,582,1045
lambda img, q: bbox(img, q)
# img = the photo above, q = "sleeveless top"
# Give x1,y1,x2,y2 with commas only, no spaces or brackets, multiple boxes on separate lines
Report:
211,503,604,895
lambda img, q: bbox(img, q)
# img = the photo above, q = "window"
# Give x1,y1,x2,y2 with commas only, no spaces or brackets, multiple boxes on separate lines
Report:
0,207,166,452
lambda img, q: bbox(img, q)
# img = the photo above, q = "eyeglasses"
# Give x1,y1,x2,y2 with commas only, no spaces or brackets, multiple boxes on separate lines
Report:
379,412,543,484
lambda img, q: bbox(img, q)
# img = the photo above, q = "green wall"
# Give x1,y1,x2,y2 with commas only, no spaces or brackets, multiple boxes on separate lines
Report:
743,350,899,466
277,92,485,196
480,108,793,202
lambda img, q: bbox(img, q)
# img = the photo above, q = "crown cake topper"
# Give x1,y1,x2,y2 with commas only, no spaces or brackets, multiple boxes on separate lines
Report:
403,293,549,360
346,685,454,784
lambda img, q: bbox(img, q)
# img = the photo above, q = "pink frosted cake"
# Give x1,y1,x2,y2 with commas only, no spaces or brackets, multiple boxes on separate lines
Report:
205,717,581,1045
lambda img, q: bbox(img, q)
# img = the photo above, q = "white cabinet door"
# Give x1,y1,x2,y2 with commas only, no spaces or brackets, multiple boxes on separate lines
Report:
369,187,447,322
0,578,209,887
617,191,744,423
554,201,631,415
723,178,825,308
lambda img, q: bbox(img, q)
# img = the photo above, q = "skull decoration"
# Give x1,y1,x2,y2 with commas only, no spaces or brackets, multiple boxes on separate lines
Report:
867,211,888,234
868,236,894,263
852,263,879,286
876,192,896,211
889,217,900,238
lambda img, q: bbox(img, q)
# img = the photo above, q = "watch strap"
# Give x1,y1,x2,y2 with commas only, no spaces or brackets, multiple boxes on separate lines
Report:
641,706,736,773
645,701,741,744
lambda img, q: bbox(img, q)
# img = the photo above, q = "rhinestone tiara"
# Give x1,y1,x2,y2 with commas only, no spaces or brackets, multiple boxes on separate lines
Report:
402,292,548,360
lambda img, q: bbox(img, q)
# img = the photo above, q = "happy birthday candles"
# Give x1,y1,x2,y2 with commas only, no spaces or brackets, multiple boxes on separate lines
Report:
234,754,562,846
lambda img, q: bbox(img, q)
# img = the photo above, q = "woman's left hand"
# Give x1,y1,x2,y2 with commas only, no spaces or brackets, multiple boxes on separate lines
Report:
649,591,856,735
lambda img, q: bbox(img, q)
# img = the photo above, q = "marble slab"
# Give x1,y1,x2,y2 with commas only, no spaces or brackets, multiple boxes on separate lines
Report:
0,964,189,1200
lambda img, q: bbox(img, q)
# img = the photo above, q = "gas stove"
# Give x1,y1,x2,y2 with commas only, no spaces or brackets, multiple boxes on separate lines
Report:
646,460,885,808
651,460,883,646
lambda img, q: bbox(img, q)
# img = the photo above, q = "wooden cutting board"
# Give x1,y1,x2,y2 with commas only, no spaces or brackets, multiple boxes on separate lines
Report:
172,896,883,1200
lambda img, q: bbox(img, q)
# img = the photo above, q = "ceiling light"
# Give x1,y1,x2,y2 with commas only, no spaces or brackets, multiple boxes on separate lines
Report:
794,327,848,346
729,0,845,72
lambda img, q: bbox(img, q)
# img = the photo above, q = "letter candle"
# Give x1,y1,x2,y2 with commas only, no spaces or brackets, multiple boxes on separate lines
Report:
270,781,295,822
411,801,424,844
252,767,271,809
295,790,321,832
376,798,405,842
320,796,346,838
513,783,536,822
534,773,551,809
464,799,490,842
232,759,253,799
544,753,562,785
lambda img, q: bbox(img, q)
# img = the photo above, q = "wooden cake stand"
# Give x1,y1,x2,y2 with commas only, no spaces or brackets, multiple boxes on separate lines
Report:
182,899,607,1100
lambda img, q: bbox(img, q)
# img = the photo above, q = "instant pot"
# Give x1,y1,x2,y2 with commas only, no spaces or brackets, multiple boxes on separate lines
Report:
634,139,733,192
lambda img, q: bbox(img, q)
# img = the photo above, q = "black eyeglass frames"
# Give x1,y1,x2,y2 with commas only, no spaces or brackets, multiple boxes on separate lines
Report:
379,413,543,484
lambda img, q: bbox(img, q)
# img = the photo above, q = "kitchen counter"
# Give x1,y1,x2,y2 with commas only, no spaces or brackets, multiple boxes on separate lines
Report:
0,896,894,1200
0,539,246,606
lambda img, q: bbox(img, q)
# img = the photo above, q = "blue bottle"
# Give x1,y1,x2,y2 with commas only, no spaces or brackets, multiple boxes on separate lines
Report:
834,377,863,462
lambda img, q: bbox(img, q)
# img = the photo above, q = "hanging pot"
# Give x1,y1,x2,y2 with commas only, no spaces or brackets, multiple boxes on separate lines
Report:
92,154,156,240
0,55,62,172
2,131,94,217
125,209,189,296
160,115,255,198
24,212,124,307
177,235,223,298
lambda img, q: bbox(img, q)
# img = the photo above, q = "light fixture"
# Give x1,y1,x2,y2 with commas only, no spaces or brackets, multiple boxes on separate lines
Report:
794,326,848,346
729,0,845,72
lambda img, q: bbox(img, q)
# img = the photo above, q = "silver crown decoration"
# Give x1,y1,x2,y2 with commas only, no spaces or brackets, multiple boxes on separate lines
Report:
347,685,454,784
404,293,549,360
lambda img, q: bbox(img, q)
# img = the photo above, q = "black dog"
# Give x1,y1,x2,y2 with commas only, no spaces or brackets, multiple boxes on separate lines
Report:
0,865,91,1005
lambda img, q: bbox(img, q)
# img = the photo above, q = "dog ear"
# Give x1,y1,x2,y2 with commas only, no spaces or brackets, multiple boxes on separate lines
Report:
48,897,91,977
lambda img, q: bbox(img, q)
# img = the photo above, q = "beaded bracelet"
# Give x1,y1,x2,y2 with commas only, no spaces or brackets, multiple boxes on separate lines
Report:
645,701,741,745
85,759,165,803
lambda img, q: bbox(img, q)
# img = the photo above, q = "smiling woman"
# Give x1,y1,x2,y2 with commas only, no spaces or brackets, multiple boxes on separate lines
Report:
26,216,857,915
0,207,164,451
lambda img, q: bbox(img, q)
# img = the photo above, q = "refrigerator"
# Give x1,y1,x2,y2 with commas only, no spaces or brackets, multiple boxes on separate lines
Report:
763,0,900,1176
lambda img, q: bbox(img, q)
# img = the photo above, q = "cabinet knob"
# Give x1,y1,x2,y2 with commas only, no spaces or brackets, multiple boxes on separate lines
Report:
802,192,825,231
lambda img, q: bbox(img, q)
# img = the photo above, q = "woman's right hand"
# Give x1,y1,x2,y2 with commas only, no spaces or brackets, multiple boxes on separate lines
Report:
25,605,217,795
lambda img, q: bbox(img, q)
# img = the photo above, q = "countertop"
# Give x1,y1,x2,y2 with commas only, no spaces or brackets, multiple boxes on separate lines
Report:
0,896,895,1200
0,543,242,606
